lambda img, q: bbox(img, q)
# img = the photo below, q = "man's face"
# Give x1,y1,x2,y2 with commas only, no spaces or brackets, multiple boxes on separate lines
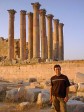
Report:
54,67,61,75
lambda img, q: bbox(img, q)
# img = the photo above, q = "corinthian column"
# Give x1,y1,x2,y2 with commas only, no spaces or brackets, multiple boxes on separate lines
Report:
27,12,33,60
58,23,64,60
8,9,16,60
20,10,26,60
39,9,47,60
31,2,41,59
46,14,54,60
53,19,59,61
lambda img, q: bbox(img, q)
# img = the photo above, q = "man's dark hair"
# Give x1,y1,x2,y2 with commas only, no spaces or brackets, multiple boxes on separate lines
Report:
54,64,61,70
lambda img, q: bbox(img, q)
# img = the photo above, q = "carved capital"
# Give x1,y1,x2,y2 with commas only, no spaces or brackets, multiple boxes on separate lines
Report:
31,2,41,9
53,19,59,25
46,14,54,20
20,10,26,15
7,9,16,15
39,9,46,16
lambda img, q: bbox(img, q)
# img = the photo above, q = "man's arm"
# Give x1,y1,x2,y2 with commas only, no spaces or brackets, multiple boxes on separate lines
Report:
50,86,52,102
64,87,69,102
66,86,69,97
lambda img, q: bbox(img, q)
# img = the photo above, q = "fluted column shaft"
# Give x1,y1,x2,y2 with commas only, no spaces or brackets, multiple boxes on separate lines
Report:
58,23,64,60
20,10,26,60
8,9,16,60
27,12,33,60
53,19,59,60
14,40,20,58
39,9,46,59
46,14,54,60
31,2,41,58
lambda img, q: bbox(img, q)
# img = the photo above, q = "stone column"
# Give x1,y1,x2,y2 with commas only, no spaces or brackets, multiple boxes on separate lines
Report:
39,9,47,60
31,2,41,59
14,40,20,59
8,9,16,60
27,12,33,60
53,19,59,61
20,10,26,60
58,23,64,60
46,14,54,60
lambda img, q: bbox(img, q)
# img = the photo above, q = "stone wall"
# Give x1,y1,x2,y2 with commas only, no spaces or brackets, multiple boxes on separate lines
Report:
0,60,84,81
0,37,8,57
0,37,28,59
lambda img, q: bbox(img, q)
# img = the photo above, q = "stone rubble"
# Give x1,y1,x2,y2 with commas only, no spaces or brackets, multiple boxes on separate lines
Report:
0,74,84,111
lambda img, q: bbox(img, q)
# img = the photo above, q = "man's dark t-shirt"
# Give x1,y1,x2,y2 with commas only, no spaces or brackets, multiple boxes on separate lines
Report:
51,74,70,98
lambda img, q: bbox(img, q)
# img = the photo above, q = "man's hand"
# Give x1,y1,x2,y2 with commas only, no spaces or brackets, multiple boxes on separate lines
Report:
50,97,52,103
64,96,69,102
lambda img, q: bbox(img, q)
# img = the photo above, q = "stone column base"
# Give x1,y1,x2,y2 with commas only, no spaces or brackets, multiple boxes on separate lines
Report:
27,57,41,63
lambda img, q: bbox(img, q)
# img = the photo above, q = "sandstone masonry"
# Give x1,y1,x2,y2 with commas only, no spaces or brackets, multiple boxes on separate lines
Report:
0,2,64,62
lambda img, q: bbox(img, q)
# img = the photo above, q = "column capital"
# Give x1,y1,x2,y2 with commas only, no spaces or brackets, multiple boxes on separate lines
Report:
46,14,54,19
39,9,46,16
31,2,41,9
20,10,26,15
7,9,16,14
53,19,59,24
59,23,64,27
27,12,33,17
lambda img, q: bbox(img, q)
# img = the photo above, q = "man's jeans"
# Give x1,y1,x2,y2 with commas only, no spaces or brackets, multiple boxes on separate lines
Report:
52,96,67,112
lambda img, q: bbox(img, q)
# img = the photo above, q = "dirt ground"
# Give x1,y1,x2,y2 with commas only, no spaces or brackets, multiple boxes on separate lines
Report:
0,93,76,112
0,102,54,112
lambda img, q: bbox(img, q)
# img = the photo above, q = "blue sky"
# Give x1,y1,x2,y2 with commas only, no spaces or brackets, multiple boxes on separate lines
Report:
0,0,84,60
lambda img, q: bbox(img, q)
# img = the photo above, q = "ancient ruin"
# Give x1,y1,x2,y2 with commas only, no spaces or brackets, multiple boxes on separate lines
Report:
20,10,26,60
7,9,16,60
0,2,84,112
0,2,64,63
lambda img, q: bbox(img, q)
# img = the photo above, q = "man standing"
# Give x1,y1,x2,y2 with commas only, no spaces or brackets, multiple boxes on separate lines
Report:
50,64,70,112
